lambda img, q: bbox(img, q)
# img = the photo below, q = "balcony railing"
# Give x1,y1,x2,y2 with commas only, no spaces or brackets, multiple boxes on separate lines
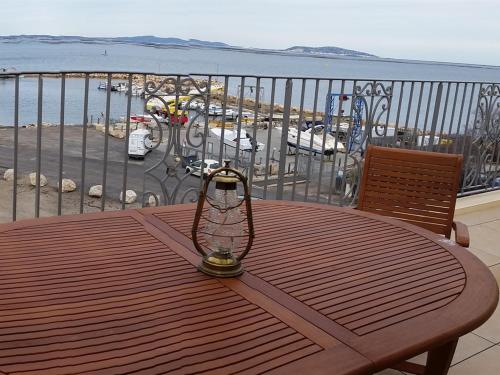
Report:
0,71,499,221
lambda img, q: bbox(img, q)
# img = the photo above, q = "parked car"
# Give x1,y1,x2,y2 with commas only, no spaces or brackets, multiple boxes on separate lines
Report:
181,154,198,168
185,159,221,177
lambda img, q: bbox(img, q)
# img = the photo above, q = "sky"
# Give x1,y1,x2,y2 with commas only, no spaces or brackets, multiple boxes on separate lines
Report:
1,0,499,66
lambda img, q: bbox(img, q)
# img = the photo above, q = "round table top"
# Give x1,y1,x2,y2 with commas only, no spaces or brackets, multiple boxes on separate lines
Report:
0,200,496,374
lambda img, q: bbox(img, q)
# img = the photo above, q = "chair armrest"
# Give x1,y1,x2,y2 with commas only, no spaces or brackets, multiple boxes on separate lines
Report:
452,221,470,248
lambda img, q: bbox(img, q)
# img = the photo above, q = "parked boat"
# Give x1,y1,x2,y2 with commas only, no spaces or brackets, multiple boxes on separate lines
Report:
97,82,128,92
207,105,223,116
210,128,265,152
114,82,128,92
188,100,205,110
126,84,145,97
279,125,345,155
207,105,238,119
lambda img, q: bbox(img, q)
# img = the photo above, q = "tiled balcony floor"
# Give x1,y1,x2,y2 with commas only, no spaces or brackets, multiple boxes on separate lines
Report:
376,203,500,375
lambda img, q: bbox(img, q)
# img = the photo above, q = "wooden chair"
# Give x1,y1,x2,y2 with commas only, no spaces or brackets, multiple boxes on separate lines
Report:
358,145,469,374
358,144,469,247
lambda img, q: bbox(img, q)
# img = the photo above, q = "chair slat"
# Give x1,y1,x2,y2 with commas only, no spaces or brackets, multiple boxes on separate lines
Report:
358,145,462,238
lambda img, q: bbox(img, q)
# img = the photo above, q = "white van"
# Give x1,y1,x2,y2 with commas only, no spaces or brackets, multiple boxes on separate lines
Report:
128,129,153,158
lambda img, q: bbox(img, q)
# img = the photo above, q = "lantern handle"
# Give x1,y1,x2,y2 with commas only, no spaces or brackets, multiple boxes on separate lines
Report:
236,172,255,262
191,189,208,257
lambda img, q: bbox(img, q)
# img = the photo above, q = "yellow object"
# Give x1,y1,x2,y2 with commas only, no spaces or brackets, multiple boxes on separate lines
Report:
209,120,234,128
146,95,190,112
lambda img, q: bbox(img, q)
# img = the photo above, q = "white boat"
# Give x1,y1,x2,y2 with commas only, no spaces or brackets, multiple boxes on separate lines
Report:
188,100,205,110
114,83,128,92
208,105,223,116
207,105,239,120
97,82,128,92
279,125,345,155
125,84,145,97
224,109,238,119
210,128,265,152
418,134,440,147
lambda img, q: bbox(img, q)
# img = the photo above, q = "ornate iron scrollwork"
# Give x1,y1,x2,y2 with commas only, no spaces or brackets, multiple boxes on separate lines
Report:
341,81,393,205
463,84,500,190
142,76,210,206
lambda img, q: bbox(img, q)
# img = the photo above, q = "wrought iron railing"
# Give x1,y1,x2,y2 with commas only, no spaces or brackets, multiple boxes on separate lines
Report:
0,71,499,222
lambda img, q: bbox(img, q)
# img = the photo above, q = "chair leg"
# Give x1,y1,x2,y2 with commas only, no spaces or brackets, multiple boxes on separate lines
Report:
424,339,458,375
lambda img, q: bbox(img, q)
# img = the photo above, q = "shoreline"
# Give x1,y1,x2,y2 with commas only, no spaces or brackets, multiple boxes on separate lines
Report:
3,37,500,71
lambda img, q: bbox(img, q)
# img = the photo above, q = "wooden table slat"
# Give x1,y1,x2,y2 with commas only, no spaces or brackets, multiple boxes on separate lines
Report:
0,200,496,375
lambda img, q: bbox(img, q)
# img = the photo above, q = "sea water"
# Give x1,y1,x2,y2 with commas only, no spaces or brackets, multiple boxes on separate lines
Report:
1,41,500,126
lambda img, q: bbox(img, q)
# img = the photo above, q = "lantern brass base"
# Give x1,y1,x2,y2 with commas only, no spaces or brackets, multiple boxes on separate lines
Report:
198,252,244,278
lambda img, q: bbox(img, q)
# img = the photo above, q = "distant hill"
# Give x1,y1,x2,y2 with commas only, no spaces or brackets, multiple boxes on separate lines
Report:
0,35,375,58
285,46,375,58
0,35,231,48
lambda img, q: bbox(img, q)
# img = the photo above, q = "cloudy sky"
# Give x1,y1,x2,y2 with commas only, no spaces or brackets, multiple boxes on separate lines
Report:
1,0,499,65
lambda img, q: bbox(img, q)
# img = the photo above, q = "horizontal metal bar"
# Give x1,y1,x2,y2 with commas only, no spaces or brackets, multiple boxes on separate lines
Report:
0,70,498,85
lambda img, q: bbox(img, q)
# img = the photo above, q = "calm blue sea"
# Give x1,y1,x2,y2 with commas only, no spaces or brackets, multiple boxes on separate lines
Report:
1,41,500,126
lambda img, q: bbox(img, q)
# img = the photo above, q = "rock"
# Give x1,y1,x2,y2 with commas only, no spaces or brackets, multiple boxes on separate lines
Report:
28,172,47,187
94,123,105,132
269,163,279,175
148,195,158,207
253,163,279,177
89,185,103,198
109,128,125,139
60,178,76,192
3,169,14,181
120,190,137,204
253,164,265,177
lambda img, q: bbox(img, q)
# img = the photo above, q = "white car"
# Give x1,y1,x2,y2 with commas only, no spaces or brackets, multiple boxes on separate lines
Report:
185,159,221,177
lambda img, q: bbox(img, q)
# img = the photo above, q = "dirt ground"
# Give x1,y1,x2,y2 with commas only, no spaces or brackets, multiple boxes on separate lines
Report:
0,125,168,223
0,177,141,223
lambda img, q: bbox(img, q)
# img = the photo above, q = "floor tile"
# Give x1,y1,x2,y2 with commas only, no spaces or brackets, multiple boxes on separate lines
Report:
451,333,496,364
449,344,500,374
373,369,404,375
467,225,500,256
489,264,500,285
455,207,500,226
474,295,500,344
467,247,500,267
483,219,500,231
404,333,494,369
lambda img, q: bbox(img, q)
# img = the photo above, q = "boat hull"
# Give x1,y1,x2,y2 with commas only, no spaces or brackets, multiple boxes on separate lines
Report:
210,128,265,152
286,141,335,155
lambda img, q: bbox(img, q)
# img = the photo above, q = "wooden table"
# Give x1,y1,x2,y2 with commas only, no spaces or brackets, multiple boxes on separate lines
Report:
0,201,497,375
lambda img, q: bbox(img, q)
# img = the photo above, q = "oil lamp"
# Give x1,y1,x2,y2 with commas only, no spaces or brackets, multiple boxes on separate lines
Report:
192,161,254,277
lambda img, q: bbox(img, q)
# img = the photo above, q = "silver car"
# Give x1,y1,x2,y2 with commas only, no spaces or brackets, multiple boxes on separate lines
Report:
185,159,220,177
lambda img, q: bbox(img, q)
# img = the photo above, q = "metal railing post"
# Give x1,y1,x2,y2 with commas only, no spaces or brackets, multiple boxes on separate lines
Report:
35,75,43,218
276,78,293,200
12,76,19,221
57,74,66,215
427,82,443,151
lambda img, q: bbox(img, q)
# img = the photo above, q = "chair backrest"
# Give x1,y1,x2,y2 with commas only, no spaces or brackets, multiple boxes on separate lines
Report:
357,145,463,238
